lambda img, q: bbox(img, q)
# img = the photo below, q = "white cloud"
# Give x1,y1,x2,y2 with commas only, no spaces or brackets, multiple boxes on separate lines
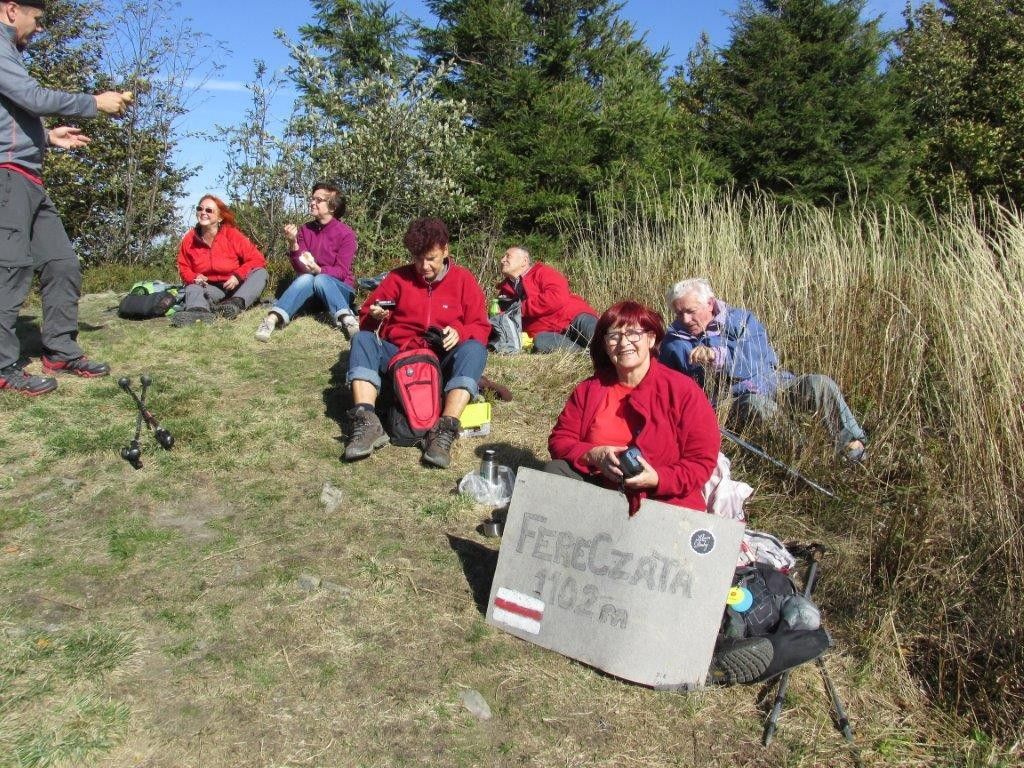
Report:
188,79,249,93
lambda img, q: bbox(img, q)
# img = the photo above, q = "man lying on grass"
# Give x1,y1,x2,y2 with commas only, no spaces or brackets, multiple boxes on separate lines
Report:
343,217,491,469
661,278,868,463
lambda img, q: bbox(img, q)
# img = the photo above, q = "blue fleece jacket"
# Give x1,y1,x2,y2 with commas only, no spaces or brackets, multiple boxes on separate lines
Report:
660,301,792,400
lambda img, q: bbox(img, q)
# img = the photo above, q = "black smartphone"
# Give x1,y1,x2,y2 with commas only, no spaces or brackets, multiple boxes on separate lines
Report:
617,446,644,478
376,299,396,310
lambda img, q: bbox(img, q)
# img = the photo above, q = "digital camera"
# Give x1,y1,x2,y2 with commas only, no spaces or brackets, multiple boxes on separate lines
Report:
423,325,446,353
617,446,644,478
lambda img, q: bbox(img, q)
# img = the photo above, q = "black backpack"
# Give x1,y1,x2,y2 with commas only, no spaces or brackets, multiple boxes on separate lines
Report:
379,348,442,447
721,563,797,639
117,290,178,320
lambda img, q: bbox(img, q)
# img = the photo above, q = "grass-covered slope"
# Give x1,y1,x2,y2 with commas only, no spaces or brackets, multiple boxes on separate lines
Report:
0,284,1005,767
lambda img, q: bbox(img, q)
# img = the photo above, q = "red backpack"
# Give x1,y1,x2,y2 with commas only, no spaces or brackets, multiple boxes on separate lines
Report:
381,348,442,447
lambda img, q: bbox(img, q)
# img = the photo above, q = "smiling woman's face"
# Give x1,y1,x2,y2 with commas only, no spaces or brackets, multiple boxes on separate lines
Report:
195,198,222,228
604,325,654,377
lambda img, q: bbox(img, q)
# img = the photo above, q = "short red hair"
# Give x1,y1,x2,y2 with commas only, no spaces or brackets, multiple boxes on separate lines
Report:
403,217,449,258
199,194,236,228
589,301,665,372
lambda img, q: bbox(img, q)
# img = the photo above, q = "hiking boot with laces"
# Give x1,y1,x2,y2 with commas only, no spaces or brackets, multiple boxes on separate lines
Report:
422,415,461,468
338,312,360,340
41,355,110,378
344,407,389,461
215,297,246,320
0,364,57,395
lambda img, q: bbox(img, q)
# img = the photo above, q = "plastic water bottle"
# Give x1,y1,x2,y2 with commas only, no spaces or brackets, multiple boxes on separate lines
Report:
488,298,500,317
480,449,498,484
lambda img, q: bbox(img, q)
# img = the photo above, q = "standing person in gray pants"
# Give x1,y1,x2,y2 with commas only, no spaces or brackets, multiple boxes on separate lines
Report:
0,0,132,395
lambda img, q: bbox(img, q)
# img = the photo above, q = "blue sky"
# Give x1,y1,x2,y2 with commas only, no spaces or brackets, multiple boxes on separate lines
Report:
168,0,913,209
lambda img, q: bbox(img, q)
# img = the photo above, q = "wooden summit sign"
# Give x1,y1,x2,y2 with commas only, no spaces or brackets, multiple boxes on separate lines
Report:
486,468,744,690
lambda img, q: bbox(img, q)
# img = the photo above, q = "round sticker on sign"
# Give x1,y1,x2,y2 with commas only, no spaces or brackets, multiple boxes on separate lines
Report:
690,529,716,556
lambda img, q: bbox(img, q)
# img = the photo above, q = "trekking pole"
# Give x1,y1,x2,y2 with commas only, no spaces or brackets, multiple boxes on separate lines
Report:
762,547,822,746
720,427,837,499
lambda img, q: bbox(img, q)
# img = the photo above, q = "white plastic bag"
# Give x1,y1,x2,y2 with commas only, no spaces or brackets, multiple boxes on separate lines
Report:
458,465,516,506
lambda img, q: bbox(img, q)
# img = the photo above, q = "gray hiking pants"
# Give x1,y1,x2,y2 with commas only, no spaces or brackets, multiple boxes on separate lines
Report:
183,268,268,311
532,312,598,353
0,169,84,369
731,373,867,453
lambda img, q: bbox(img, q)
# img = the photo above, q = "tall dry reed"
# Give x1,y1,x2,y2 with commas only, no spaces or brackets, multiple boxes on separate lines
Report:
559,189,1024,740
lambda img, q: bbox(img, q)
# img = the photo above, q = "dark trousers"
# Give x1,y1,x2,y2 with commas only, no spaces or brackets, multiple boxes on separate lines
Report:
0,170,83,368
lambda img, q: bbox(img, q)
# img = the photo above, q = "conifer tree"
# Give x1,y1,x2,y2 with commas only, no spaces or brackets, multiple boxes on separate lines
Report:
421,0,680,232
689,0,906,204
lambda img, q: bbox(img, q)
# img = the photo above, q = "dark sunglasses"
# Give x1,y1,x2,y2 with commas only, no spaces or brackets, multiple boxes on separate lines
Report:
195,205,217,214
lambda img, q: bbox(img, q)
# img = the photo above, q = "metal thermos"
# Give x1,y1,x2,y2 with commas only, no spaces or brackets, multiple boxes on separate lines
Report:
480,449,498,484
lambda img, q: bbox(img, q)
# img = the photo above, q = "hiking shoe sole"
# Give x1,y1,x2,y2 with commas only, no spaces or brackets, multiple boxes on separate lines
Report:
708,636,774,686
343,434,390,461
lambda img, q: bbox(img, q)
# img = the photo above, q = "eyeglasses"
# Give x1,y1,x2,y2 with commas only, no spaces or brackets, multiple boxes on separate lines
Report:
195,205,217,214
310,196,331,204
604,329,646,345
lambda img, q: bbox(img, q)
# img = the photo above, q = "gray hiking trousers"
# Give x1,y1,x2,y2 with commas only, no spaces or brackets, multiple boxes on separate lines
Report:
0,169,84,369
731,373,867,453
183,268,268,311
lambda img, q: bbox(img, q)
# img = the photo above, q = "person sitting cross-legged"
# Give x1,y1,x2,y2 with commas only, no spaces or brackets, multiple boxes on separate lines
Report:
255,182,359,342
174,194,267,326
660,278,868,462
343,217,491,468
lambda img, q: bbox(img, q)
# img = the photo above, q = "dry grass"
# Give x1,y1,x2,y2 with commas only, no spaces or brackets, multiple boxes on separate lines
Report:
556,189,1024,750
0,290,993,766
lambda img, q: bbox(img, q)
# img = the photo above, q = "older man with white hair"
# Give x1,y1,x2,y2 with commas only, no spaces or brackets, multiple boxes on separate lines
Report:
660,278,867,462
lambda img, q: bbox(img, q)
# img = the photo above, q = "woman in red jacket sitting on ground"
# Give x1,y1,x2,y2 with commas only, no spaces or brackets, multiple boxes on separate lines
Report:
547,300,720,514
173,194,268,327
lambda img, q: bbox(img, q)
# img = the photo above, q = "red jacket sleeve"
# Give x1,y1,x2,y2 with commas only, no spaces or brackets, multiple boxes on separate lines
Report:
230,228,266,279
652,383,721,501
177,233,197,284
548,380,598,474
452,270,491,346
524,264,571,319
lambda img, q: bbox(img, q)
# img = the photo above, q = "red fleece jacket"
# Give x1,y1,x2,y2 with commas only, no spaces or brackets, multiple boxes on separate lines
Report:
177,225,266,284
359,260,491,350
497,262,597,335
549,359,721,513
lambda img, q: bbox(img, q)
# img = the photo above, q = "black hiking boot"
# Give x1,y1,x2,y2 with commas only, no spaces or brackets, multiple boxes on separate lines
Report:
41,355,110,378
707,636,774,686
344,407,389,461
214,297,246,320
0,364,57,395
422,415,461,468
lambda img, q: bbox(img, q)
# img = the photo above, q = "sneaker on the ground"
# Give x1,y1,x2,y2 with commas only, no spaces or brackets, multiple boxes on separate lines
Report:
707,636,774,686
422,415,461,468
170,309,214,327
338,312,360,340
842,440,867,464
0,364,57,395
41,355,110,378
344,407,389,461
215,297,246,320
255,316,276,342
